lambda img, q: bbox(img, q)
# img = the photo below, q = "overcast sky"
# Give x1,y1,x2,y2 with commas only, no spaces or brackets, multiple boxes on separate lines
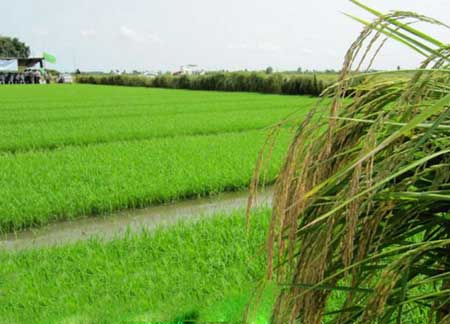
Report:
1,0,449,72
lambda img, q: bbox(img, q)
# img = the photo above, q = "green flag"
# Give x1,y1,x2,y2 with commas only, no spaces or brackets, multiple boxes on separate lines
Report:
43,52,56,64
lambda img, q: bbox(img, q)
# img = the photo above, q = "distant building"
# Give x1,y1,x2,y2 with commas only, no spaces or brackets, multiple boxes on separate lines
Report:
141,71,158,77
173,64,205,76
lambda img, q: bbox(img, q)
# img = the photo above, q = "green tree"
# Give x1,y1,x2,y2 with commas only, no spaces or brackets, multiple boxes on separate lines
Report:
0,36,30,58
265,66,273,74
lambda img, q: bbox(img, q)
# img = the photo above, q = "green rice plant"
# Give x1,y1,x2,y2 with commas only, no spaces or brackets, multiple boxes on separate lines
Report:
0,210,271,323
0,129,291,232
0,85,312,153
248,1,450,323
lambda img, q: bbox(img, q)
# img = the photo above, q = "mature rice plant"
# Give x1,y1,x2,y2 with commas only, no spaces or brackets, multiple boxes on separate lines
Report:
248,1,450,323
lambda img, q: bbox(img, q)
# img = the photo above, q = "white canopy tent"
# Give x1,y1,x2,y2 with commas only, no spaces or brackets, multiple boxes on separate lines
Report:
0,59,18,72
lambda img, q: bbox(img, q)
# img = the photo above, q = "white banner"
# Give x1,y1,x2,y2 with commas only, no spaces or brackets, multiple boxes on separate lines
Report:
0,59,18,72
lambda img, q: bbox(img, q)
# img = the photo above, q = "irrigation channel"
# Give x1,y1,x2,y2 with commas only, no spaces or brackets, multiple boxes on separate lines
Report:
0,188,272,251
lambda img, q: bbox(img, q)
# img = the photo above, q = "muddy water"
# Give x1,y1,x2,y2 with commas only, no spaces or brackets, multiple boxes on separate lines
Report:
0,189,272,251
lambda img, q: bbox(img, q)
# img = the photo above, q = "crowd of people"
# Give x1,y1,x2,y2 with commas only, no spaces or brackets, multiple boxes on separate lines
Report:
0,70,48,84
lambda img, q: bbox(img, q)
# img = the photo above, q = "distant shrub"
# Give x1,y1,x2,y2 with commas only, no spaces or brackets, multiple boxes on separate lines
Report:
76,72,333,96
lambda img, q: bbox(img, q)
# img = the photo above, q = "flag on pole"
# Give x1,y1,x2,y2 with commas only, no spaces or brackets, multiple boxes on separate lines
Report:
43,52,57,64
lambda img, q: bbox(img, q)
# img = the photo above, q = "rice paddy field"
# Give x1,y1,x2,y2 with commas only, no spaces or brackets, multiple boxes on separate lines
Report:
0,211,275,323
0,84,318,232
0,84,313,323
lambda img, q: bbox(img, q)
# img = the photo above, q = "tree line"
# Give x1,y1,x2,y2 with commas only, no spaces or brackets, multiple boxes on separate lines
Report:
0,36,30,58
76,72,332,96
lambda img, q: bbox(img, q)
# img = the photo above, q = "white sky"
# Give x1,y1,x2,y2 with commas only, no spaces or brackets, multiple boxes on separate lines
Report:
1,0,449,72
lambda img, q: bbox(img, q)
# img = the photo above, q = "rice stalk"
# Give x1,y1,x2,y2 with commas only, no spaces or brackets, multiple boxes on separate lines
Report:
247,1,450,323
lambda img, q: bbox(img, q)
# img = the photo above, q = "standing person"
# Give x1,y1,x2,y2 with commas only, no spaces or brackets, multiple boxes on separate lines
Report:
35,70,41,84
0,73,5,84
24,70,31,84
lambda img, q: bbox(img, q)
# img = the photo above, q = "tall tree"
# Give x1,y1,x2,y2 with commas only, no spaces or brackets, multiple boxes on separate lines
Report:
0,36,30,58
